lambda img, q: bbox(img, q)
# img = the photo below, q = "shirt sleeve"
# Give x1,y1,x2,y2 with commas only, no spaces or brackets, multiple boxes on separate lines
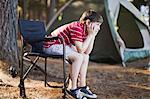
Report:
70,26,84,44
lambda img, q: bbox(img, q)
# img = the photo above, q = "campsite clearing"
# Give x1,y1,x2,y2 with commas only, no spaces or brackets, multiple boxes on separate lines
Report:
0,58,149,99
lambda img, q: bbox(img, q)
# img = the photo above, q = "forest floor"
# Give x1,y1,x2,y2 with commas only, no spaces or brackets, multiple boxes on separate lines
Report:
0,57,150,99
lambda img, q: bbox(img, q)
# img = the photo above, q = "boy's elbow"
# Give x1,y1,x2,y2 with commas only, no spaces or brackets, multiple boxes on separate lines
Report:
77,47,84,53
84,51,90,55
78,50,84,54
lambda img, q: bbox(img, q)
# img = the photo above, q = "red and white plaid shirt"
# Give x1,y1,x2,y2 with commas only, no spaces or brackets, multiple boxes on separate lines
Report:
44,21,88,48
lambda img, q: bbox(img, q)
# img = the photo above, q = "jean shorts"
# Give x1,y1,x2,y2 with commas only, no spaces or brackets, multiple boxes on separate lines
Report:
43,44,76,58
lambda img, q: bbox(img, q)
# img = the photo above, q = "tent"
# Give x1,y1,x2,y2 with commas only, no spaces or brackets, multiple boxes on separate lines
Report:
49,0,150,66
90,0,150,66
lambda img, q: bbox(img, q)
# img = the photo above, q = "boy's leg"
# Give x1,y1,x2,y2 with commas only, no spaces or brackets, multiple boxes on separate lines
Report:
79,54,89,87
67,52,83,89
79,54,97,98
44,45,85,98
44,44,83,89
67,53,89,88
67,64,72,89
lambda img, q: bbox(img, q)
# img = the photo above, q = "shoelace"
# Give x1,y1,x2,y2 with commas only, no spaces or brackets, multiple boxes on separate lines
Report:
86,86,93,94
76,90,84,99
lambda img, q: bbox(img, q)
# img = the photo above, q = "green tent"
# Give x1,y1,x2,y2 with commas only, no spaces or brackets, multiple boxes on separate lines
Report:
50,0,150,66
91,0,150,66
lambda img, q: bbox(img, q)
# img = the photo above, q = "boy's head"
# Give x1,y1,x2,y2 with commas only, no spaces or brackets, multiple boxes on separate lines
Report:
80,10,103,34
79,10,103,23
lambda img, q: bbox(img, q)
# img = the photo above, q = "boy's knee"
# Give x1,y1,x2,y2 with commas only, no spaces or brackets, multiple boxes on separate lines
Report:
69,52,83,62
82,54,89,60
75,53,83,60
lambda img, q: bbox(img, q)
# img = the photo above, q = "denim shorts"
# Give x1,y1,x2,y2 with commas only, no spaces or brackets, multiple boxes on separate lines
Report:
43,44,76,58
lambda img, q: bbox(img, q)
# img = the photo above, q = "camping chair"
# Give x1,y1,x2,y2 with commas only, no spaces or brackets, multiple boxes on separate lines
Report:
18,19,69,98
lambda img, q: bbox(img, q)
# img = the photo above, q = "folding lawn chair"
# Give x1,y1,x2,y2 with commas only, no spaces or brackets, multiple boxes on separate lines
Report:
18,19,69,98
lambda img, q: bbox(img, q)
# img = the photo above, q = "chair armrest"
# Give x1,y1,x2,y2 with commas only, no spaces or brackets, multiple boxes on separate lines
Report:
24,36,59,43
44,36,59,41
44,36,65,47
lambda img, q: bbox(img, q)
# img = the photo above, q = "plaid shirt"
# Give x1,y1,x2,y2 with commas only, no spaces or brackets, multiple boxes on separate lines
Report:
44,21,88,48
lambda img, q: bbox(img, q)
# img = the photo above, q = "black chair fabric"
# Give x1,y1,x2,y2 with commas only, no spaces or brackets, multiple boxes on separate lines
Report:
18,19,68,98
19,19,46,53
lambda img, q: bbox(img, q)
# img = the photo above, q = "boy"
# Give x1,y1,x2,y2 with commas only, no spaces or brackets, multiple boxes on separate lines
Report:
43,10,103,99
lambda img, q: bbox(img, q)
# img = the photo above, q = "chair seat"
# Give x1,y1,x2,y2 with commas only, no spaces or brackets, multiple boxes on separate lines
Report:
24,52,63,58
24,52,72,64
19,19,68,99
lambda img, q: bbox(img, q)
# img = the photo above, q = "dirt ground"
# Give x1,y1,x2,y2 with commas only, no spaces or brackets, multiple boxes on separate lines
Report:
0,57,150,99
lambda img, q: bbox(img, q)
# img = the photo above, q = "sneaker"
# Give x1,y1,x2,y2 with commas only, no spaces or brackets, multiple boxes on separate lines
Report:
80,86,97,99
69,88,87,99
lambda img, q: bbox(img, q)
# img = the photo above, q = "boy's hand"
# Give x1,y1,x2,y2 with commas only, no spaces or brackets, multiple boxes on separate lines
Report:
93,29,99,36
92,23,100,36
87,23,99,36
87,23,94,35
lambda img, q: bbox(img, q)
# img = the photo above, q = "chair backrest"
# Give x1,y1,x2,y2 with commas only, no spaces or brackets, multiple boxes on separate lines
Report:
19,19,46,53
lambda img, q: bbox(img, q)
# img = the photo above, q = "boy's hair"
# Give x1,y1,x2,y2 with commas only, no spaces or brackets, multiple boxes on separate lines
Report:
80,10,103,23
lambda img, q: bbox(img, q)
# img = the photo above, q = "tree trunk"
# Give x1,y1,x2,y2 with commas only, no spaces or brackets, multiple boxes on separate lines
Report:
0,0,19,71
46,0,56,24
22,0,27,19
46,0,73,30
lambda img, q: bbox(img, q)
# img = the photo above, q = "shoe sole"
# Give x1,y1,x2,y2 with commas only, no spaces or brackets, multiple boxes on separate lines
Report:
80,92,97,99
67,90,87,99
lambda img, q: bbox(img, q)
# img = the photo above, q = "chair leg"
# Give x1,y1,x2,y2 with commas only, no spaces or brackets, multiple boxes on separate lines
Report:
63,59,67,98
22,56,39,80
19,79,26,98
19,55,26,98
44,58,47,87
62,39,67,99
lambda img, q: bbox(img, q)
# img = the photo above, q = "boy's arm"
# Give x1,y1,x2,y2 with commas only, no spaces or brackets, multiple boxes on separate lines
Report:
74,34,94,53
84,36,95,54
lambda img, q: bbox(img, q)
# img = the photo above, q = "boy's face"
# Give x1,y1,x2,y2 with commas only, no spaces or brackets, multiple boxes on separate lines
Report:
91,22,102,33
86,20,102,34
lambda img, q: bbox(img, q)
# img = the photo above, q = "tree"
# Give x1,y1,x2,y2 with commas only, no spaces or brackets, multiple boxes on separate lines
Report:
46,0,56,24
0,0,19,73
46,0,73,30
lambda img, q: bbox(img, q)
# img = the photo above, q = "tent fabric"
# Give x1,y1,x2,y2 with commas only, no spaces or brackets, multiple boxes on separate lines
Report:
104,0,150,66
120,0,148,26
107,0,120,25
49,0,150,65
124,50,150,62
